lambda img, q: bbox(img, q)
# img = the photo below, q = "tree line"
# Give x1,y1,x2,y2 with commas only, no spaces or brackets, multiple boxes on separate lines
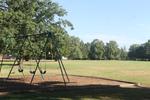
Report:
59,34,150,60
128,40,150,60
59,35,128,60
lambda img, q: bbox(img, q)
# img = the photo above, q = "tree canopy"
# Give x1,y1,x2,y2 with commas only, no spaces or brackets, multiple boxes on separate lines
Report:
89,39,105,60
128,40,150,60
0,0,73,59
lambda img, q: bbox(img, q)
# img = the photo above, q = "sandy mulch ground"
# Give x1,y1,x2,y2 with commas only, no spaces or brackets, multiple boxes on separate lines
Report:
0,74,141,96
3,74,138,87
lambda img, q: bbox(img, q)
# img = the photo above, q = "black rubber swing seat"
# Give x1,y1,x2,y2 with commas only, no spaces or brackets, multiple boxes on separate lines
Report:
18,69,23,72
30,71,35,74
40,70,46,74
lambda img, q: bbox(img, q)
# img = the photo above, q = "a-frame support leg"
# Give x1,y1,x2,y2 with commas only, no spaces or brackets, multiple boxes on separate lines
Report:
30,59,41,84
7,58,18,79
0,55,4,73
57,59,66,86
7,38,26,79
56,48,70,85
59,59,70,82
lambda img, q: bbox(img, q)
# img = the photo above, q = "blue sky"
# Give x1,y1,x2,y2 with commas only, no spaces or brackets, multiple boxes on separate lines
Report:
55,0,150,49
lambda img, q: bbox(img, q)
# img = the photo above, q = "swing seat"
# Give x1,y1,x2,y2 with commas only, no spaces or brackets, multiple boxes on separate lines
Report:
40,70,46,74
18,69,23,72
30,70,35,74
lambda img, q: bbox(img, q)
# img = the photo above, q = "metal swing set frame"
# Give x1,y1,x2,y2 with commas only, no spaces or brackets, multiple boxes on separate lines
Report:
0,32,69,85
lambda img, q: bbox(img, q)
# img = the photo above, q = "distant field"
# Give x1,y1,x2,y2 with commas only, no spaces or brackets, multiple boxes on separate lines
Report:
1,60,150,86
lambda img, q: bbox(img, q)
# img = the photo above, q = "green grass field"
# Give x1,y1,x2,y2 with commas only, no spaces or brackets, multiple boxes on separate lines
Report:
1,60,150,100
1,60,150,86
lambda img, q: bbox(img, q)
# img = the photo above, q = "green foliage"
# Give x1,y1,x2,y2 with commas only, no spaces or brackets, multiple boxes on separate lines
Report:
80,41,89,59
67,36,83,60
128,40,150,60
144,40,150,59
69,47,83,60
120,47,128,60
0,0,73,59
89,39,105,60
105,41,120,60
59,35,128,60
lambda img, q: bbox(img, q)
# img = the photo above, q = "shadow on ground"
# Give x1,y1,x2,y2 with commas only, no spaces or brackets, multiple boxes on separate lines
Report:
0,78,150,100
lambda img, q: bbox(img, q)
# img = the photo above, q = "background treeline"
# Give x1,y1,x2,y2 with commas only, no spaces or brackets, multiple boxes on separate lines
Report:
59,34,127,60
58,34,150,60
128,40,150,60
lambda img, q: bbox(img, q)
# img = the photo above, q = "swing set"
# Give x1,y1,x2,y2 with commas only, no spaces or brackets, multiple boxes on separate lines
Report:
0,32,69,85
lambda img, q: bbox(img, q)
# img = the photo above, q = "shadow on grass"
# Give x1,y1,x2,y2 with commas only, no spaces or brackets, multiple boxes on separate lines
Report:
0,78,150,100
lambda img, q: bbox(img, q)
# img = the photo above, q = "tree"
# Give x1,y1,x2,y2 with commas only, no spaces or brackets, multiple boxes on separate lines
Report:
0,0,73,59
105,41,120,60
120,47,128,60
136,45,145,60
128,40,150,60
144,40,150,60
60,33,71,57
67,36,83,59
128,44,140,60
128,40,150,61
85,42,91,59
79,41,89,59
89,39,105,60
69,47,83,60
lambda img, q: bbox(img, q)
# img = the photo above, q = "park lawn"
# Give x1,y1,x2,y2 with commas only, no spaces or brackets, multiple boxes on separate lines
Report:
1,60,150,86
65,60,150,86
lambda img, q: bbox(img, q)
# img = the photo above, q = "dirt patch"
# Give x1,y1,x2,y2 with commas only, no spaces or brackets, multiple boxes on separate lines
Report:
1,74,139,87
0,74,141,96
0,75,150,100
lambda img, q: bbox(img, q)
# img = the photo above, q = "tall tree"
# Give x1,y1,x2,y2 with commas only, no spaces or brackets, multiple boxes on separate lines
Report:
69,47,83,60
0,0,73,59
68,36,83,59
105,41,120,60
144,40,150,60
120,47,128,60
80,41,89,59
89,39,105,60
128,44,140,60
128,40,150,60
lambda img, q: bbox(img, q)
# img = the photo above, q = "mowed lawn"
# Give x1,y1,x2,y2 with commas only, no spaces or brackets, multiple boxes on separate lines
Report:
1,60,150,86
